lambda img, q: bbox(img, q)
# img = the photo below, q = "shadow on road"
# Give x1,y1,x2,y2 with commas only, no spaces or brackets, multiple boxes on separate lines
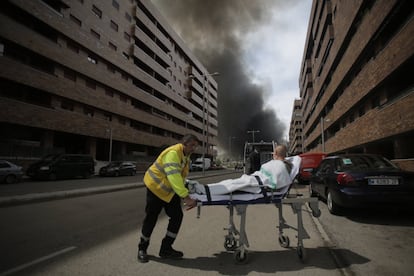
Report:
150,247,369,275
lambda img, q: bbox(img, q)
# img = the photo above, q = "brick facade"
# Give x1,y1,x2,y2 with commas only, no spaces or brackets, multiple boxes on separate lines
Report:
293,0,414,162
0,0,218,161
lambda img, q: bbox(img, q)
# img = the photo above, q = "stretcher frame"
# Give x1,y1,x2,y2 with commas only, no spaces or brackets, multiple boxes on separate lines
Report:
195,191,321,264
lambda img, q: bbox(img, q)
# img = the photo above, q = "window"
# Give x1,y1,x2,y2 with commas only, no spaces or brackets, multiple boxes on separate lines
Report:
64,69,76,81
0,162,11,169
104,113,112,121
105,88,114,97
110,20,118,31
112,0,119,10
124,32,131,42
67,41,79,53
90,29,100,39
85,79,96,89
107,64,115,73
122,52,129,59
108,42,117,51
40,0,66,14
87,54,97,64
125,12,131,22
83,107,94,117
61,100,74,111
69,14,81,26
92,5,102,18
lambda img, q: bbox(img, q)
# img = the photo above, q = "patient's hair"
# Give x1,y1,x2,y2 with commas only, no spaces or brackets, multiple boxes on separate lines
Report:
274,145,287,158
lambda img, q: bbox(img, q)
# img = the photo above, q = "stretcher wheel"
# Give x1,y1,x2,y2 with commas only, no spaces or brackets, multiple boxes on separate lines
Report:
234,249,249,264
224,237,237,251
297,246,306,261
312,208,321,218
278,235,290,248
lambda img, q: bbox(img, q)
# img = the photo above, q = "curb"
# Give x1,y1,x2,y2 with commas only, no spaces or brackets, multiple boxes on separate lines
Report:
0,170,238,207
0,183,142,207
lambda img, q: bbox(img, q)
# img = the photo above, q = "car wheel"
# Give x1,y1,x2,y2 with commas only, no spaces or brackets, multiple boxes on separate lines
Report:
327,190,341,215
5,174,17,184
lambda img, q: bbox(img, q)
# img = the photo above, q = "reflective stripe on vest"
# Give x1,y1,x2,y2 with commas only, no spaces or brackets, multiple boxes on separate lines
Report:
156,161,181,176
148,170,173,193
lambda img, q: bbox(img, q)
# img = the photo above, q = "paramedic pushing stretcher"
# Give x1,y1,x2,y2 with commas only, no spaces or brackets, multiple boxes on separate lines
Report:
138,134,199,263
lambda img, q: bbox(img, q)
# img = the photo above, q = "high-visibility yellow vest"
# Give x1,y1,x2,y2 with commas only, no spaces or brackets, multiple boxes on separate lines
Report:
143,143,190,202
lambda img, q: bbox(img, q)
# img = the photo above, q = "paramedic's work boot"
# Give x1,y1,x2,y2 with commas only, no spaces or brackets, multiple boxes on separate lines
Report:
159,238,183,259
159,247,183,259
138,250,148,263
137,239,149,263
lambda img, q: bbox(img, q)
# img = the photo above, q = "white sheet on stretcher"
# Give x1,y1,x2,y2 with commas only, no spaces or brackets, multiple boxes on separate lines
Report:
188,155,301,197
191,184,290,202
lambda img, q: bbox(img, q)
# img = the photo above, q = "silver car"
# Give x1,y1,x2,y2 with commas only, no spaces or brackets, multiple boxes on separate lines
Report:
0,160,24,184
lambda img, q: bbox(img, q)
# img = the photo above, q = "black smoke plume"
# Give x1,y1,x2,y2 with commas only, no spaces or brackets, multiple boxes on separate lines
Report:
151,0,287,157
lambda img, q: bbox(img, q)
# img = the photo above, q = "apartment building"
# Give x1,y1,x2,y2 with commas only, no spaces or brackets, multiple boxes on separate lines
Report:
288,99,303,155
0,0,218,162
296,0,413,161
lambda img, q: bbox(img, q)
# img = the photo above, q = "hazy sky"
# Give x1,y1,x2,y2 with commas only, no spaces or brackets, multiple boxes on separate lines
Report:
151,0,312,153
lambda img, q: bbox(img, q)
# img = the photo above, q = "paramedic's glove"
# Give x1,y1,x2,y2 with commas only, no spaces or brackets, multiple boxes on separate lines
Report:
183,196,197,210
186,179,203,194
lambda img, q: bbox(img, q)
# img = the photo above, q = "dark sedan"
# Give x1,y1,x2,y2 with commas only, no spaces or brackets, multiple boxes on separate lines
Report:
99,161,137,177
309,154,414,215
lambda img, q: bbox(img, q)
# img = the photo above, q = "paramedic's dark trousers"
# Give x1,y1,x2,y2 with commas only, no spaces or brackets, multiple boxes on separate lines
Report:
139,188,183,250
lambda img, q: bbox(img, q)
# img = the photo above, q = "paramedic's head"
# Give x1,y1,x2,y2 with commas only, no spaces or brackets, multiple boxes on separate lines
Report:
182,134,200,155
274,145,287,160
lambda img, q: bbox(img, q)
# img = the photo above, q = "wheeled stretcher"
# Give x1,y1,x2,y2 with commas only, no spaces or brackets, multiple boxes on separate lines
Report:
190,187,321,264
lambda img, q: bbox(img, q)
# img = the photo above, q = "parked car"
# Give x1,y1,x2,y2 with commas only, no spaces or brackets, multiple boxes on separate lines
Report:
0,160,24,184
309,154,414,214
297,152,327,184
99,161,136,177
27,154,95,180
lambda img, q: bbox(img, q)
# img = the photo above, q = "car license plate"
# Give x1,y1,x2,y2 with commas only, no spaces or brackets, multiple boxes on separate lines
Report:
368,178,399,185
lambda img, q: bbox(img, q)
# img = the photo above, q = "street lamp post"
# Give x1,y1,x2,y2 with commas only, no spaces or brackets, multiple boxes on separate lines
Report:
106,128,113,162
247,130,260,143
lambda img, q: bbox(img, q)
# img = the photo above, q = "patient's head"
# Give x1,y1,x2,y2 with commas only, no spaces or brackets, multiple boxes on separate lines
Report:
273,145,287,160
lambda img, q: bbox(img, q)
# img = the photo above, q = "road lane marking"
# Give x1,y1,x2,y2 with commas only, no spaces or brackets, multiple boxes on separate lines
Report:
0,246,76,276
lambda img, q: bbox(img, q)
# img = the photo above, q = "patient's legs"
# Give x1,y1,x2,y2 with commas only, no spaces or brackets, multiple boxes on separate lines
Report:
191,174,261,195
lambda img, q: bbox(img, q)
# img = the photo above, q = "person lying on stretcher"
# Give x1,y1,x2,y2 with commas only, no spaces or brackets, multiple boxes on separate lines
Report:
187,145,301,196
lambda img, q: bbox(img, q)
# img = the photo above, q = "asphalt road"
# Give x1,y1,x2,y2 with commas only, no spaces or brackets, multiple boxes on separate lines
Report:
0,170,244,275
1,170,414,275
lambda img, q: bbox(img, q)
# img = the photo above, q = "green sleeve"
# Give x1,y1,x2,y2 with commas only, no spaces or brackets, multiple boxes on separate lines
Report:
163,150,189,198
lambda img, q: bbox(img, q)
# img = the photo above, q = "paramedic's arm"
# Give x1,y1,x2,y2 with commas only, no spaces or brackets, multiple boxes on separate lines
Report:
163,151,197,209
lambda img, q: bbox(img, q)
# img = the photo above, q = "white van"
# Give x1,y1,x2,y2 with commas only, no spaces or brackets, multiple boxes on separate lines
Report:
191,158,211,171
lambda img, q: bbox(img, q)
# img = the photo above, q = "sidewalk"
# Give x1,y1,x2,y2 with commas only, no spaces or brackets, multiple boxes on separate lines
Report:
0,170,237,207
28,187,344,275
